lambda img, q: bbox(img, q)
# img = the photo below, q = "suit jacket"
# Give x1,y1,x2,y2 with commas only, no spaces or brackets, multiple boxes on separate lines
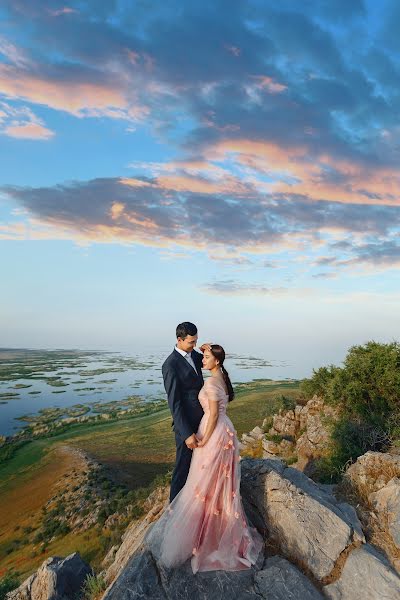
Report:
162,348,204,441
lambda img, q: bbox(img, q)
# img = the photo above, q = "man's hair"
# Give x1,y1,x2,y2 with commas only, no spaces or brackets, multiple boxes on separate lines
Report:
176,322,197,339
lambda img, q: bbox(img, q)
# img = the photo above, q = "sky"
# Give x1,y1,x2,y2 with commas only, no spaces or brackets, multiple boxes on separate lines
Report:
0,0,399,378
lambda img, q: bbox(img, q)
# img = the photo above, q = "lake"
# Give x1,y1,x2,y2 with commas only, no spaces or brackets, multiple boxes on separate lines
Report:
0,347,297,437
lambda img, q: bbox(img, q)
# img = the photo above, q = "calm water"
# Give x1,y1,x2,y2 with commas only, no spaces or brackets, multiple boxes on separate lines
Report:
0,347,296,437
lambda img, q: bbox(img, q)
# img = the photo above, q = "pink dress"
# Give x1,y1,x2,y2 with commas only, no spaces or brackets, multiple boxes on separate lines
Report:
146,376,264,574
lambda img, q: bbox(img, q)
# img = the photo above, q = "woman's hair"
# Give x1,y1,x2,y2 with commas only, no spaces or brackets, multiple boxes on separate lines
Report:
210,344,234,402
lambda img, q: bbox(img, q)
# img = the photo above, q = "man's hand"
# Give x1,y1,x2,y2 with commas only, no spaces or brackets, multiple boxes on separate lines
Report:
185,433,198,449
199,342,212,353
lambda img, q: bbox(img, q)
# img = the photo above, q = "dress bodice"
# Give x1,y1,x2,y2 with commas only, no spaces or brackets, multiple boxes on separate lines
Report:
198,376,229,416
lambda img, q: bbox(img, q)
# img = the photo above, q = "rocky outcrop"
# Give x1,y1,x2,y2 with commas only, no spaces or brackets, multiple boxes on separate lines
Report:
342,451,400,572
324,544,400,600
99,457,400,599
345,451,400,497
11,455,400,600
100,485,169,584
5,552,92,600
370,478,400,548
241,395,340,474
241,458,365,581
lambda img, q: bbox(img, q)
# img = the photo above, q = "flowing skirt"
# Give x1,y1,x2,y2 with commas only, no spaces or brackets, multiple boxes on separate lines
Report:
145,412,264,573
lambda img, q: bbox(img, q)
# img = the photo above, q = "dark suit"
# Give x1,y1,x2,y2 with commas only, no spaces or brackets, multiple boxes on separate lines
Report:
162,348,204,502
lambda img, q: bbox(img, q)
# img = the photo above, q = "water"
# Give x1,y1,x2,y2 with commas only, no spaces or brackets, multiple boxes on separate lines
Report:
0,347,296,437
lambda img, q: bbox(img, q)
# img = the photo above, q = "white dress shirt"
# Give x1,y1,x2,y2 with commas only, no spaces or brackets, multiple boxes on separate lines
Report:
175,346,198,373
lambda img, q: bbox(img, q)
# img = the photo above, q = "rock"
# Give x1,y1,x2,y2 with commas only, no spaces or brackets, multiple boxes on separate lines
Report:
240,458,364,580
103,549,264,600
102,551,167,600
243,395,339,472
345,451,400,497
262,438,282,456
249,426,264,440
324,544,400,600
262,438,295,459
271,411,297,437
242,433,258,445
254,556,324,599
102,486,169,585
6,552,93,600
369,477,400,548
101,545,119,569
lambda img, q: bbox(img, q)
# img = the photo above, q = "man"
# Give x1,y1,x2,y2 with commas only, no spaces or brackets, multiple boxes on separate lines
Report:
162,321,204,502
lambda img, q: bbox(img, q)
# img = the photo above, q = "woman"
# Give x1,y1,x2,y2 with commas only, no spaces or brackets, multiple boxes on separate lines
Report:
145,343,264,574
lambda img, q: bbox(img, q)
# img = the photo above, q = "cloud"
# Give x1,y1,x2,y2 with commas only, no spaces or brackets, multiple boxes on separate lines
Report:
312,272,338,279
1,0,400,274
0,101,55,139
201,280,290,296
2,176,399,276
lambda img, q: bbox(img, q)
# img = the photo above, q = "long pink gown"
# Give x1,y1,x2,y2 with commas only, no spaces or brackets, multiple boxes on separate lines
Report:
146,375,264,574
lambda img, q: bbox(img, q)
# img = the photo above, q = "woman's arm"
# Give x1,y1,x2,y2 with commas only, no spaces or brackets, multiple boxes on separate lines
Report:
196,381,219,447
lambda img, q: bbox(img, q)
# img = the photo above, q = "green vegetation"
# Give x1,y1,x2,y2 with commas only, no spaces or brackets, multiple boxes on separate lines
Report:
81,572,107,600
0,439,31,465
301,341,400,482
0,569,20,600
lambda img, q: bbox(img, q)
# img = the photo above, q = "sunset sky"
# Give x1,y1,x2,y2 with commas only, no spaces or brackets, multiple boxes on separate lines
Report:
1,0,399,377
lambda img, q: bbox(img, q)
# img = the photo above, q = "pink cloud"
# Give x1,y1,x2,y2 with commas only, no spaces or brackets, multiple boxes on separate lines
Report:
4,121,54,139
0,63,148,121
48,7,78,17
0,100,55,140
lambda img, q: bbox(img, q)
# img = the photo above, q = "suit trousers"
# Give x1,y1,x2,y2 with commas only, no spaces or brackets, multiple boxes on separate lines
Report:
169,432,193,502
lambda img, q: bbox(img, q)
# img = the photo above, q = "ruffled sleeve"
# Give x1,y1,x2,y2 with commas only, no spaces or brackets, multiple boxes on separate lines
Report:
204,377,223,403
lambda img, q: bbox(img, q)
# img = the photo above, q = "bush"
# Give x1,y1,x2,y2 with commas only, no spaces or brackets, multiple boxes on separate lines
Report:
300,365,339,399
0,570,20,600
80,573,107,600
302,341,400,480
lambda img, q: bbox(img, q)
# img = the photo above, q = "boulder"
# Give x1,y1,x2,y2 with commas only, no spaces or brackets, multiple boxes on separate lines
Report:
324,544,400,600
240,458,364,580
345,451,400,497
6,552,92,600
254,556,324,599
369,477,400,549
102,545,325,600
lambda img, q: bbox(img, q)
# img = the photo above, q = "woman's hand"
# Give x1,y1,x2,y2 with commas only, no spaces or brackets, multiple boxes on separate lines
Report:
195,434,208,448
196,438,208,447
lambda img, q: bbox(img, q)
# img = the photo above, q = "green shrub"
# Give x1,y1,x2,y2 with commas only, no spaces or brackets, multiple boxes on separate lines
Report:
80,572,107,600
302,341,400,480
300,365,339,399
0,570,20,600
264,433,285,443
279,395,297,412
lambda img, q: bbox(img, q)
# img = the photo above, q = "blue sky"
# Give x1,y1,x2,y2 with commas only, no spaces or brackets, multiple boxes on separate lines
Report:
0,0,399,377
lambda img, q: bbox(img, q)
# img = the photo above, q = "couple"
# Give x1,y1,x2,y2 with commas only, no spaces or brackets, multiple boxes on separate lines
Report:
146,322,263,574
